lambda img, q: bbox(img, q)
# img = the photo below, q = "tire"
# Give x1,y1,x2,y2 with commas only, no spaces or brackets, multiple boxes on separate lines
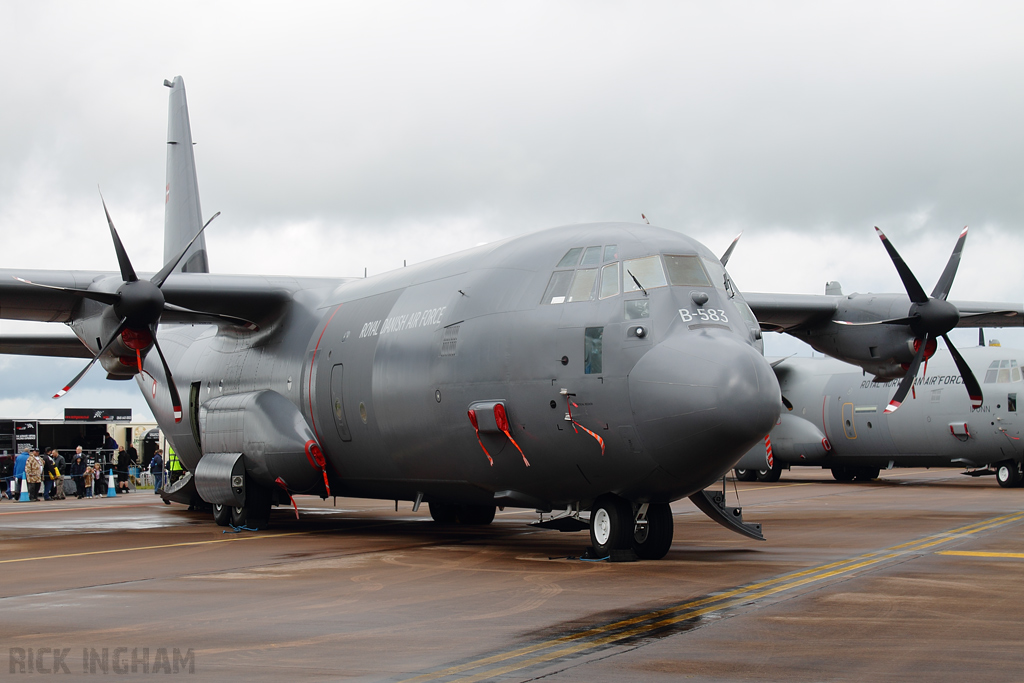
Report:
457,504,496,525
756,464,782,482
854,467,880,482
734,468,757,482
996,461,1022,488
429,501,458,524
212,503,231,527
831,466,855,482
589,494,632,557
229,478,273,529
632,502,674,560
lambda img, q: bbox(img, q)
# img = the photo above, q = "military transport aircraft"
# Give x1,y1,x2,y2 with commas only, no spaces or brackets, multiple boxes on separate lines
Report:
0,77,1019,560
734,341,1024,487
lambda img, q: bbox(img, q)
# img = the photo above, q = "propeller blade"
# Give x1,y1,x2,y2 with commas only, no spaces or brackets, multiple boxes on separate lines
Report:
930,226,968,301
720,231,742,266
835,316,918,327
12,277,120,306
99,192,138,283
151,211,221,288
875,227,928,304
162,302,259,331
884,334,929,414
53,317,128,398
149,325,183,423
942,334,983,409
781,395,793,411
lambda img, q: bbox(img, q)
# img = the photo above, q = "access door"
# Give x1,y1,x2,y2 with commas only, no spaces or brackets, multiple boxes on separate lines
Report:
330,364,352,442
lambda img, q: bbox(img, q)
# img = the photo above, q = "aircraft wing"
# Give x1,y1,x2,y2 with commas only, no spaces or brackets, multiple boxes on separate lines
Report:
949,300,1024,327
0,335,93,358
0,269,351,357
742,292,839,332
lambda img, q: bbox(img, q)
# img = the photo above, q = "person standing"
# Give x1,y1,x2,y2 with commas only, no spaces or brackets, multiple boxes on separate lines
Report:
13,449,28,502
70,454,87,499
149,448,164,494
84,462,96,498
115,445,131,493
52,449,67,500
25,449,43,501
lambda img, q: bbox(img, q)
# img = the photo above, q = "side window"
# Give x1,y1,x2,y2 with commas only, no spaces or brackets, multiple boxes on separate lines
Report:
567,269,598,302
584,327,603,374
623,256,668,292
542,271,574,304
985,361,999,384
625,300,650,319
599,262,619,299
557,248,584,268
1009,393,1018,412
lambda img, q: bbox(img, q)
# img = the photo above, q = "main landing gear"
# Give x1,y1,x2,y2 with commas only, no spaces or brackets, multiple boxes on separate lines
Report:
831,466,880,482
589,494,674,560
211,476,273,530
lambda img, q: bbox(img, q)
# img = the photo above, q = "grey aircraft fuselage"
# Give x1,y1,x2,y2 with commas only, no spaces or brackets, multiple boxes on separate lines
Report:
145,225,779,510
736,346,1024,482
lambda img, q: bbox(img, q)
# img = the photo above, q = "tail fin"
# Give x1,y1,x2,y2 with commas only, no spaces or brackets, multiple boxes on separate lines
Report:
162,76,209,273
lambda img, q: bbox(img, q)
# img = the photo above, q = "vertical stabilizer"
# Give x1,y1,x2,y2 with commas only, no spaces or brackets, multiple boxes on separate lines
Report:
163,76,209,273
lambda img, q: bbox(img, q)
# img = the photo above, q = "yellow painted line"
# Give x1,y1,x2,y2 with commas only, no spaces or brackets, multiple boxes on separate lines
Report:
0,531,310,565
400,511,1024,683
735,482,812,493
938,550,1024,559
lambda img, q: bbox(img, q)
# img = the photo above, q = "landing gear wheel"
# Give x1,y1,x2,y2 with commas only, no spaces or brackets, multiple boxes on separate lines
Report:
756,464,782,482
589,494,632,557
854,467,880,481
212,503,231,527
229,478,273,529
831,466,855,482
734,468,757,482
632,502,674,560
457,504,496,525
429,502,458,524
996,461,1022,488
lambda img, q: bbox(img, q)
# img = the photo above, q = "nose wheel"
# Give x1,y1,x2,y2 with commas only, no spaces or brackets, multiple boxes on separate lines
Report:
589,495,674,560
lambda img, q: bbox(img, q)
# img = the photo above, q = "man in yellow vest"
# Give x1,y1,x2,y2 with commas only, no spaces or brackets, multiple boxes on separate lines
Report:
167,446,184,484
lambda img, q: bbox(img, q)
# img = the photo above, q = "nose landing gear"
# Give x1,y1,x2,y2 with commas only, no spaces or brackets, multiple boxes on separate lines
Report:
588,494,674,560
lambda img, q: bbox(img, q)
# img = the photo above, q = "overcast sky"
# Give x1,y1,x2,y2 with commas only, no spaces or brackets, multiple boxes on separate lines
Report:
1,1,1023,422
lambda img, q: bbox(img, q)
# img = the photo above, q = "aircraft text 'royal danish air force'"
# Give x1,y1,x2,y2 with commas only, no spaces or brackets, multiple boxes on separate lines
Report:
0,78,1020,560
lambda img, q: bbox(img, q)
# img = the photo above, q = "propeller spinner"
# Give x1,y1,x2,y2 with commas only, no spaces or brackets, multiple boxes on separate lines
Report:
838,226,982,413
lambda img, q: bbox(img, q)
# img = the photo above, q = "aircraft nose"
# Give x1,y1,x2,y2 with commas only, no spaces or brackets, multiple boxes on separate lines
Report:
627,331,781,491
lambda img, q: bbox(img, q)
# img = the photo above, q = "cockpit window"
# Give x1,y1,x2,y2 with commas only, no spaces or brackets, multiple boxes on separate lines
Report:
542,270,574,304
567,268,598,302
556,248,584,268
603,245,618,262
984,360,1021,384
664,255,712,287
599,262,619,299
623,256,668,293
580,246,602,267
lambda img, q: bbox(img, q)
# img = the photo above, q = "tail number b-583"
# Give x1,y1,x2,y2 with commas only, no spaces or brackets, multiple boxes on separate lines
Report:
678,308,728,323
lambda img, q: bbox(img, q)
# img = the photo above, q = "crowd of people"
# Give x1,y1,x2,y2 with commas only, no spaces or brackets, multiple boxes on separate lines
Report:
3,443,167,502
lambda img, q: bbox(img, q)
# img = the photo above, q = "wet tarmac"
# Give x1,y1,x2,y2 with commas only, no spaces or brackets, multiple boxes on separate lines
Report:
1,468,1022,681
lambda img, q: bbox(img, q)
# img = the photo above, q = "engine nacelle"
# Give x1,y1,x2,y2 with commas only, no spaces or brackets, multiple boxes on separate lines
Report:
199,390,325,494
737,413,830,469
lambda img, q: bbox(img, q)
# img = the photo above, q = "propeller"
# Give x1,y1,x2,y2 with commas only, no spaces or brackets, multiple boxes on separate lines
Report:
840,226,982,413
21,194,259,422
